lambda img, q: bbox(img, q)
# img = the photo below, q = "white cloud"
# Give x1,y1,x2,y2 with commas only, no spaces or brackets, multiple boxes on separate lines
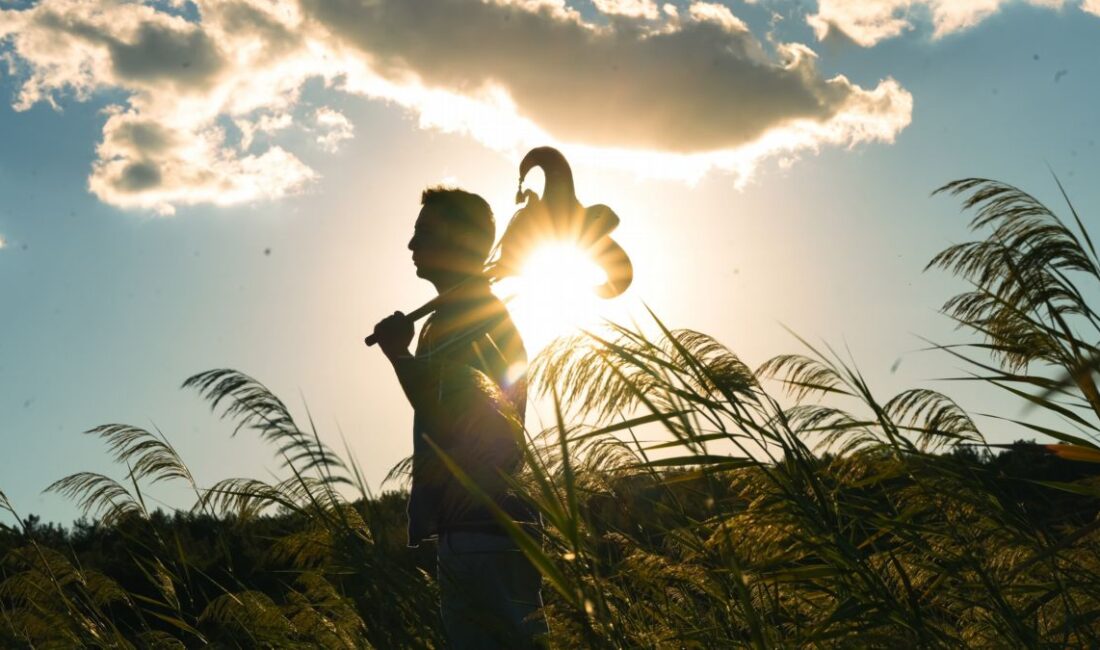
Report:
88,106,315,214
592,0,660,20
313,106,353,153
688,1,750,32
0,0,913,212
237,112,293,151
0,0,326,214
807,0,1087,47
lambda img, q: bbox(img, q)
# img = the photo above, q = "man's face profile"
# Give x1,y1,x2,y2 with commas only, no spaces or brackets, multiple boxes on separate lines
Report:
409,206,443,280
409,204,468,283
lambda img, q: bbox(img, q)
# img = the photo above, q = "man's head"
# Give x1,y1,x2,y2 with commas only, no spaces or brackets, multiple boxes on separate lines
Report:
409,187,495,285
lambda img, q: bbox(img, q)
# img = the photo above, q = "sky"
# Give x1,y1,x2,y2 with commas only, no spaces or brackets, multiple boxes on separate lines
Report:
1,0,1099,524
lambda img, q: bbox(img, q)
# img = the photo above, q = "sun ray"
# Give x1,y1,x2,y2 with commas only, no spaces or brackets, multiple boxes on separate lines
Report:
494,243,610,353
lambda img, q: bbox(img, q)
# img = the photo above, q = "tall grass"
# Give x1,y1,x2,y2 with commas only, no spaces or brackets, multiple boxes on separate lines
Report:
2,176,1100,647
3,373,442,648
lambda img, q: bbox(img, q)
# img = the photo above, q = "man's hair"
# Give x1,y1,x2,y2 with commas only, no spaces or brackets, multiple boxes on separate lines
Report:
421,186,496,264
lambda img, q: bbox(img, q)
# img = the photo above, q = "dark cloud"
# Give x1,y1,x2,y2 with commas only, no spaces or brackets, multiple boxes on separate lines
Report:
24,3,227,94
302,0,908,153
118,161,162,191
111,120,176,155
105,21,225,88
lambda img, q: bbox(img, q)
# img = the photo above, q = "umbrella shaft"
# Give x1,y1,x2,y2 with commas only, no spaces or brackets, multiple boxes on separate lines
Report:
363,275,492,347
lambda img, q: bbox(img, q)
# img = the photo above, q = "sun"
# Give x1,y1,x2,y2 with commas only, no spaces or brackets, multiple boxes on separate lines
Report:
494,243,610,353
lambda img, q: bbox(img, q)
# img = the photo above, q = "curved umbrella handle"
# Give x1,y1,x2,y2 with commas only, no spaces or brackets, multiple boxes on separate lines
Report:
592,236,633,299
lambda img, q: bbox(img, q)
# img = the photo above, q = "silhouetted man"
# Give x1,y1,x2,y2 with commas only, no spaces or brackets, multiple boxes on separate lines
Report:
371,187,546,648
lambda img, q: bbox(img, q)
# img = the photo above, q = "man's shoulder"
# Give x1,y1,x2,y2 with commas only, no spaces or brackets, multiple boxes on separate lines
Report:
424,292,525,362
481,297,526,366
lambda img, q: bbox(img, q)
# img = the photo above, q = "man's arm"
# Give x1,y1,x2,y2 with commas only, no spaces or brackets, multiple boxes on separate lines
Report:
371,311,435,411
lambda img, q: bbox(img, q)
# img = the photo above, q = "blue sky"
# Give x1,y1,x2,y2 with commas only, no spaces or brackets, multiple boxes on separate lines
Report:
1,0,1099,524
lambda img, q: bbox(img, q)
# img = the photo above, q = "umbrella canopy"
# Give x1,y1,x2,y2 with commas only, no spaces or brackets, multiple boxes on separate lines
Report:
490,147,633,299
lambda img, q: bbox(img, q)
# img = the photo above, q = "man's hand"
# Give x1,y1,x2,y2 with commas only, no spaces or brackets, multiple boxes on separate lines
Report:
371,311,414,361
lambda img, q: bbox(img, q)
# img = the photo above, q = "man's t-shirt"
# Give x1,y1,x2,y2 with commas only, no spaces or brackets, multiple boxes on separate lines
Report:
405,279,532,546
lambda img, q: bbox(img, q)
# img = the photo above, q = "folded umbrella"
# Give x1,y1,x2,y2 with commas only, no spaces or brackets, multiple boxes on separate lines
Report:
365,146,633,347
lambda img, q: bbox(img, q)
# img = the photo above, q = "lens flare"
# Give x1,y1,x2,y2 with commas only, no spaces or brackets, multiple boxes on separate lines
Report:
495,243,608,353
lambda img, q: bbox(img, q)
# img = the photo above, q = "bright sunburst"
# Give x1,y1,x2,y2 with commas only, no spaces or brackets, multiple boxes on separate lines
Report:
494,243,609,353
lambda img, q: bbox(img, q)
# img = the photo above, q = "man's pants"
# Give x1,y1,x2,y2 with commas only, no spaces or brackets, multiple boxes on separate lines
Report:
437,531,549,649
